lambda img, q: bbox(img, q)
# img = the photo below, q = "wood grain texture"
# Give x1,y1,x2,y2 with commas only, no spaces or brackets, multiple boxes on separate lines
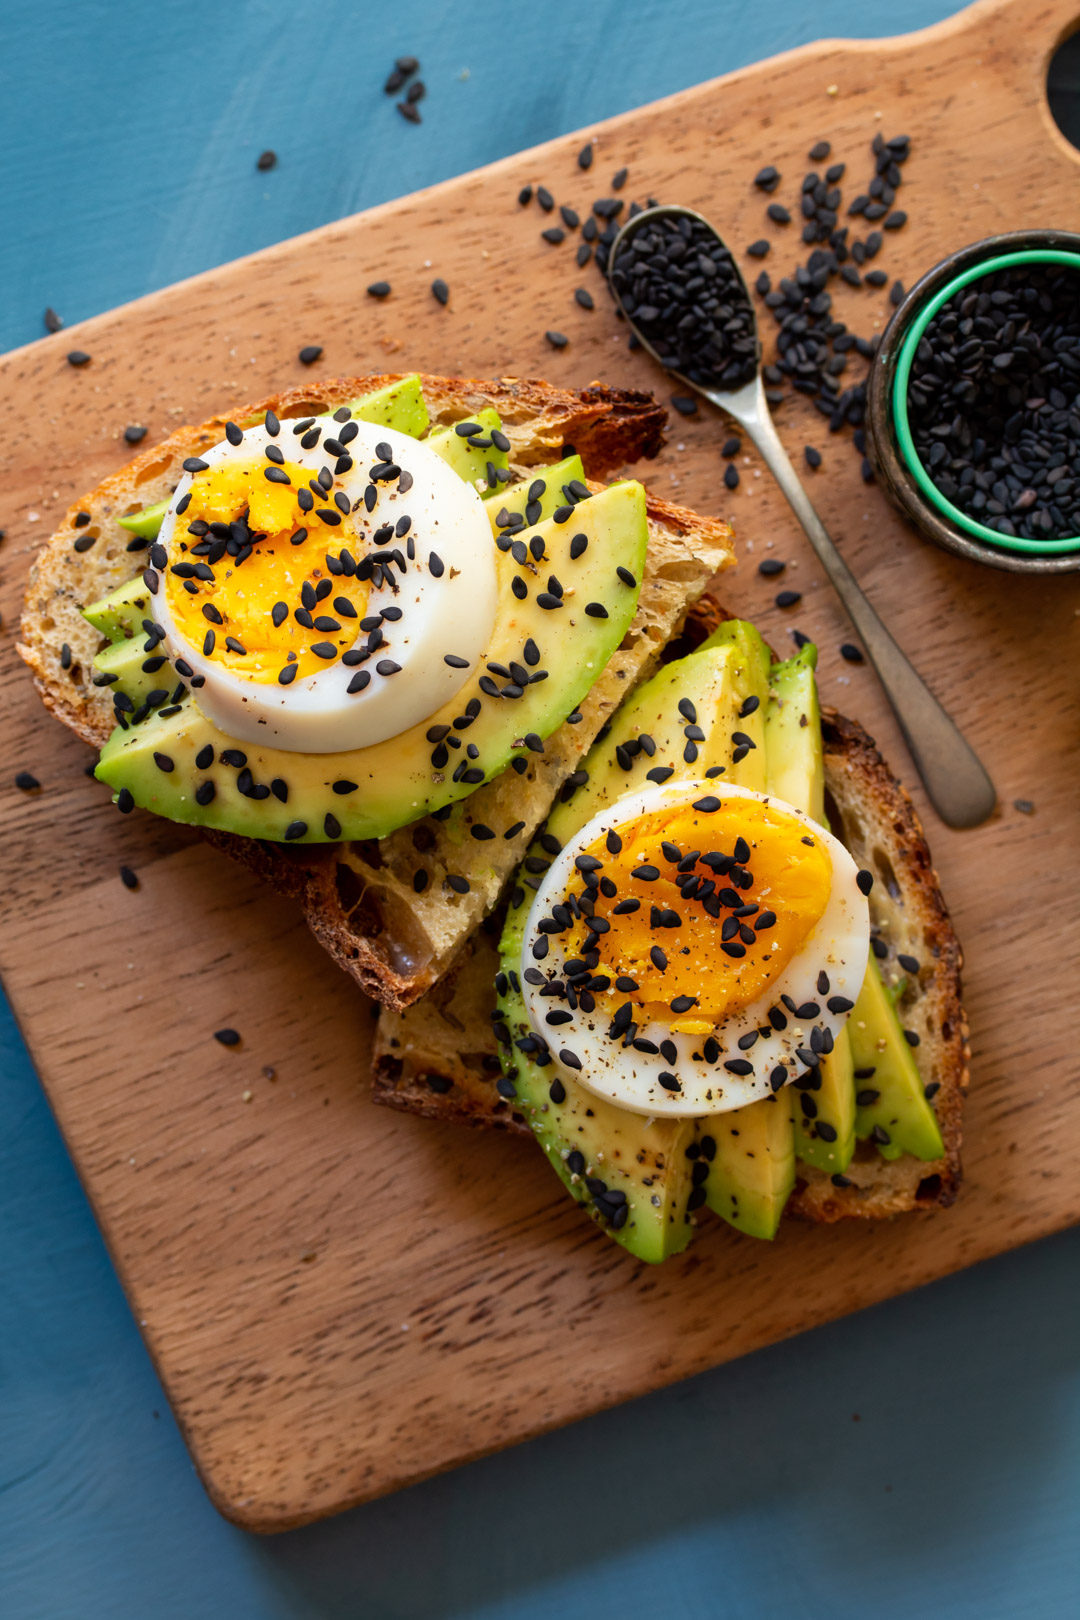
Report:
0,0,1078,1531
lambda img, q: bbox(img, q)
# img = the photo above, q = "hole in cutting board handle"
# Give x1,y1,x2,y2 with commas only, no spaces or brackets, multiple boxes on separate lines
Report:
1047,26,1080,149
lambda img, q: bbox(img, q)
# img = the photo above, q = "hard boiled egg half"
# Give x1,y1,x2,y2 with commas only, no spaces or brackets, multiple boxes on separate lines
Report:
520,780,870,1116
147,410,498,753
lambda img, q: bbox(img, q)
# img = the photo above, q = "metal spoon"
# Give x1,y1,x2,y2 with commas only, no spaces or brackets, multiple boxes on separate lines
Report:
607,204,996,830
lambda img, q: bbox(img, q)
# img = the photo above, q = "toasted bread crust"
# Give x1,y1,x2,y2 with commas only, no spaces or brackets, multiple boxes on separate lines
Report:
371,697,968,1225
20,373,733,1008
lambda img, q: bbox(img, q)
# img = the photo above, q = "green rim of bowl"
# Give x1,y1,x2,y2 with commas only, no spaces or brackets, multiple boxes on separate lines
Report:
892,248,1080,556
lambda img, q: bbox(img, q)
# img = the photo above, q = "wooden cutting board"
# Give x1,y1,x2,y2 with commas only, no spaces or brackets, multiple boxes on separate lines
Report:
1,0,1078,1532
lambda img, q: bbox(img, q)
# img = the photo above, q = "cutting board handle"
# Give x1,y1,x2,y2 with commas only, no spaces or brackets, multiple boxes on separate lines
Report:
935,0,1080,158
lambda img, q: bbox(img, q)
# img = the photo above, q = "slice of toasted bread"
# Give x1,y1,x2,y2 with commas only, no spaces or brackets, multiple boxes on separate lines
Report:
19,373,734,1008
372,704,969,1225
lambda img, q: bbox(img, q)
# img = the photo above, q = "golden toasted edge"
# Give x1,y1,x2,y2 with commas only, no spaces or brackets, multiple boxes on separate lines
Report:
371,709,969,1222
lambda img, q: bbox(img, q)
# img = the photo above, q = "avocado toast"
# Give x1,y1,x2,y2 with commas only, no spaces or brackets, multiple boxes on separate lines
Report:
20,372,734,1007
373,601,968,1259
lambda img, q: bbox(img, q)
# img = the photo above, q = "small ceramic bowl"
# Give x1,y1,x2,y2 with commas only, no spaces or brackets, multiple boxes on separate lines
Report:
865,228,1080,575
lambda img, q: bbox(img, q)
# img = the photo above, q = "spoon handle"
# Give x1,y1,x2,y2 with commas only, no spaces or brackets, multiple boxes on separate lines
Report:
740,394,996,829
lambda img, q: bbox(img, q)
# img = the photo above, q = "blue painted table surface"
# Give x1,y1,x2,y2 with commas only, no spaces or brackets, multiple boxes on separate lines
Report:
2,2,1078,1616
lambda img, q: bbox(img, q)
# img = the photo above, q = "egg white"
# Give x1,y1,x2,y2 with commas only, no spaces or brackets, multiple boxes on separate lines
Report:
151,417,498,754
520,780,870,1118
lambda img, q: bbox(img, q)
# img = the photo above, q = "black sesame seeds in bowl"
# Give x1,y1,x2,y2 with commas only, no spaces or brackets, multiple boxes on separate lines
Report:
866,229,1080,574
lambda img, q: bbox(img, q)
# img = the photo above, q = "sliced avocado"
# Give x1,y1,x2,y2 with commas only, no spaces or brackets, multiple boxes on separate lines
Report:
765,644,855,1174
91,635,180,715
83,575,154,643
763,641,825,822
427,408,509,497
489,455,587,532
699,1090,795,1240
495,638,752,1261
549,637,746,825
694,617,770,791
117,499,169,543
850,960,945,1161
342,374,429,436
690,631,795,1233
95,481,648,842
118,376,430,542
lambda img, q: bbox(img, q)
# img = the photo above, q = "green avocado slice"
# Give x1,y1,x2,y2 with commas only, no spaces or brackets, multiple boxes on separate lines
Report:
488,455,587,532
693,616,770,792
764,644,856,1175
94,480,647,842
699,1091,796,1240
426,408,509,496
84,575,154,643
688,624,793,1234
851,961,945,1160
115,375,431,543
495,637,753,1262
91,634,180,717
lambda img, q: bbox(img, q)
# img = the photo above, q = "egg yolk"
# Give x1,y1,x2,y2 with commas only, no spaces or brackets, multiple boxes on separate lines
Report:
573,799,832,1032
164,458,369,683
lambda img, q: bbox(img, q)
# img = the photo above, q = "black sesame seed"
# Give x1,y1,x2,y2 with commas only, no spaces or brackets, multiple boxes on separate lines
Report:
856,869,874,896
775,589,802,608
214,1028,241,1047
431,279,450,306
67,349,91,366
840,642,864,664
298,345,323,366
545,330,569,349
